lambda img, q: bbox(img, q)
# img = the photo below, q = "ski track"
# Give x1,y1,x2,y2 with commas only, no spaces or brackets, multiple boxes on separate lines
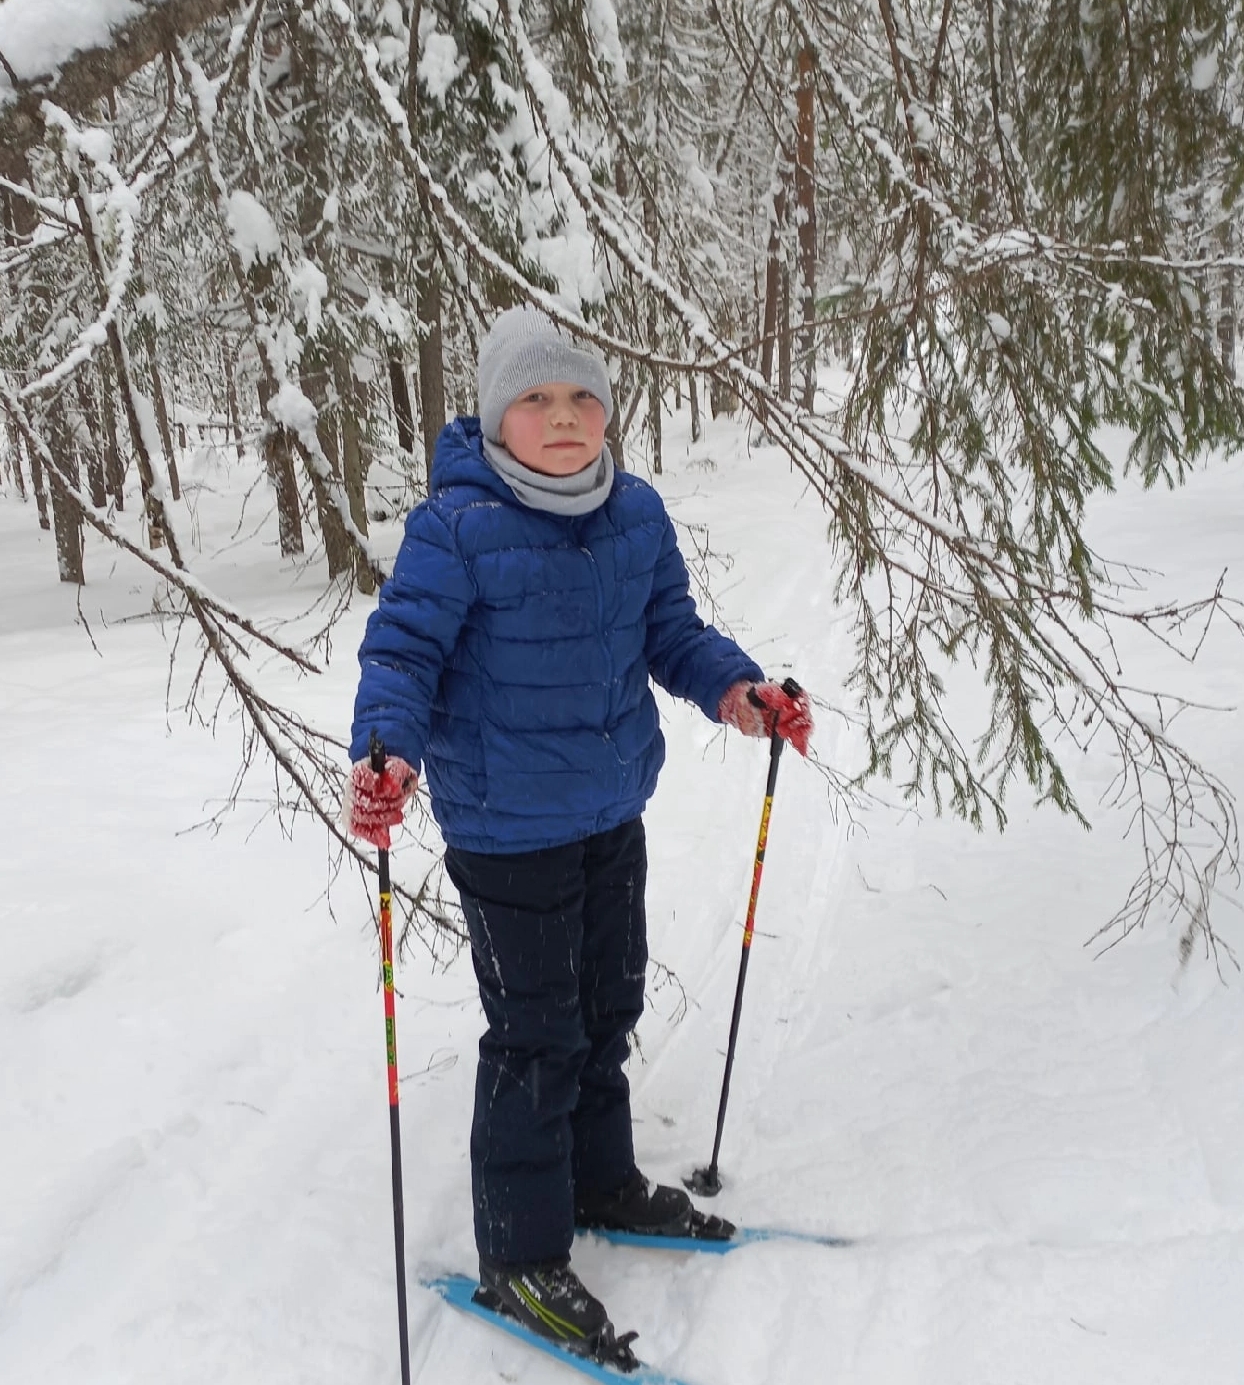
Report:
3,420,1244,1384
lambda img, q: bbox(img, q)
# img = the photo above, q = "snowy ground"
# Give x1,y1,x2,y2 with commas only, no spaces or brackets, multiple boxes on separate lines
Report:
2,408,1243,1385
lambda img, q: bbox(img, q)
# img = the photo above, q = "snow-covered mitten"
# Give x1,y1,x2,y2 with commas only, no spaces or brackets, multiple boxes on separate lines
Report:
718,680,814,756
342,756,417,849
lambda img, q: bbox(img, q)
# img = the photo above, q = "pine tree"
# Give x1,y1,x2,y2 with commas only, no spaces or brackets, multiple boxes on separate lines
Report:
2,0,1242,952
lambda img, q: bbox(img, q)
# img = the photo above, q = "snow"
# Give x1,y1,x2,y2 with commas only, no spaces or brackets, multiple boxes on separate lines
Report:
72,125,116,167
907,101,937,148
351,351,379,385
288,258,329,338
2,397,1244,1385
362,289,411,342
523,231,605,310
0,0,144,94
130,387,167,489
1190,52,1219,93
678,143,715,210
583,0,627,81
134,289,166,328
226,190,282,273
269,380,320,449
417,31,465,103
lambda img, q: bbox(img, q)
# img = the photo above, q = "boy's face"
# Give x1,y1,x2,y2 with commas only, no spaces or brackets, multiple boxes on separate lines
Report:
499,381,607,476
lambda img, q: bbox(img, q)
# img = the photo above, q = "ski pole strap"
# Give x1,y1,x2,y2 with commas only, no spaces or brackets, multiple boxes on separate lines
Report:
369,730,386,776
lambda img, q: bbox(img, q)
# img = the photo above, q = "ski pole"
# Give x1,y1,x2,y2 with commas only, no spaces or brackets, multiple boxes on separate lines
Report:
369,732,411,1385
687,678,801,1197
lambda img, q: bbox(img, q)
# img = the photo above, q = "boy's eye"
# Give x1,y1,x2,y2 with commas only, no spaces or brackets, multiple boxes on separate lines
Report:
573,390,594,401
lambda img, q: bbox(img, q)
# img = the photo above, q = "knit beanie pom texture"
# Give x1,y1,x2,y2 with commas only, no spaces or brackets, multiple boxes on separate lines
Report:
477,306,614,443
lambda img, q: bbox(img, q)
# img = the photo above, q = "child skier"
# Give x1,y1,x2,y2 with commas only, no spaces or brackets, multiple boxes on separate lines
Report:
344,306,812,1361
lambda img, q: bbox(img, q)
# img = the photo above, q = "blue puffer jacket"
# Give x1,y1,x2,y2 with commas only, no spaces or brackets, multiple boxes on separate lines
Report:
349,418,764,853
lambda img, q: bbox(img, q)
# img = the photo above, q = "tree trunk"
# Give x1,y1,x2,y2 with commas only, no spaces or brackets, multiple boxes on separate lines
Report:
75,374,108,508
2,148,55,539
28,439,51,529
47,409,85,584
338,356,374,595
98,353,126,508
761,179,788,387
606,363,625,467
404,7,445,492
239,214,304,555
134,308,182,503
106,364,165,549
795,46,818,410
778,263,793,400
8,431,28,500
147,331,181,501
293,317,355,579
289,23,354,580
5,149,84,575
71,183,170,551
1220,285,1235,374
648,366,663,474
644,188,662,475
309,358,353,578
416,256,445,494
388,353,416,458
224,341,245,463
709,306,739,418
98,321,169,552
256,375,305,558
378,253,416,467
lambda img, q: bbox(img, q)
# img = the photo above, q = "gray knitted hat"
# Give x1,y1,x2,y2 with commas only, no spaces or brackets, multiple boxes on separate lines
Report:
477,306,614,443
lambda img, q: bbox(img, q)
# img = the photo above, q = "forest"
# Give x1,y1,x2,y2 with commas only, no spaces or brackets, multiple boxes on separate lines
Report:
2,0,1243,950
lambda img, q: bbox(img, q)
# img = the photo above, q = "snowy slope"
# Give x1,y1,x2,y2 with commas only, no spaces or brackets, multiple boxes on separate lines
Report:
2,412,1243,1385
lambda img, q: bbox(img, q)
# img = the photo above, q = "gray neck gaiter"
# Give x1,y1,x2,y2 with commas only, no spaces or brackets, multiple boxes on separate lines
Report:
481,437,615,516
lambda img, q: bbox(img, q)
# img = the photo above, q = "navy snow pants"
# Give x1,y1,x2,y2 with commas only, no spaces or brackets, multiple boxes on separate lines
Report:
444,817,648,1266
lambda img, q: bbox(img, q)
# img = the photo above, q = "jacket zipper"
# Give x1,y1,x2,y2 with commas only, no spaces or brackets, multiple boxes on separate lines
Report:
578,533,614,745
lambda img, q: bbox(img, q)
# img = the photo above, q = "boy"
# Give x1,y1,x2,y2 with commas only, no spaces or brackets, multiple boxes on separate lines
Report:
345,306,811,1360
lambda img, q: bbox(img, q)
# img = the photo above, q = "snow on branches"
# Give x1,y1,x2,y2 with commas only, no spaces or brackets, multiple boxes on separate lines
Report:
2,0,1243,958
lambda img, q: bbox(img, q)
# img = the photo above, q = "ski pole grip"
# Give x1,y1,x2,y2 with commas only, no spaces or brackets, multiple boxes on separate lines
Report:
746,676,804,709
369,730,386,776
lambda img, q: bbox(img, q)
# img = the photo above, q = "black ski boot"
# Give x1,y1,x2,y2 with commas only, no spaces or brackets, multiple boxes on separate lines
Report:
576,1169,735,1241
475,1256,639,1369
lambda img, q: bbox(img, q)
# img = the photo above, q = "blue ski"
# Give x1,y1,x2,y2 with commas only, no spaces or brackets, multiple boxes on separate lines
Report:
580,1224,854,1254
426,1273,699,1385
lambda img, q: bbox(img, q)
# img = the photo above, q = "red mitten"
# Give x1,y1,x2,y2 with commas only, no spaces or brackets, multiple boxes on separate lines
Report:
718,680,770,739
718,680,814,756
342,756,417,849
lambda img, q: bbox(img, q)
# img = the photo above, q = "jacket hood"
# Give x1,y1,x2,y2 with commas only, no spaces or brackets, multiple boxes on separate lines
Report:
430,416,513,501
